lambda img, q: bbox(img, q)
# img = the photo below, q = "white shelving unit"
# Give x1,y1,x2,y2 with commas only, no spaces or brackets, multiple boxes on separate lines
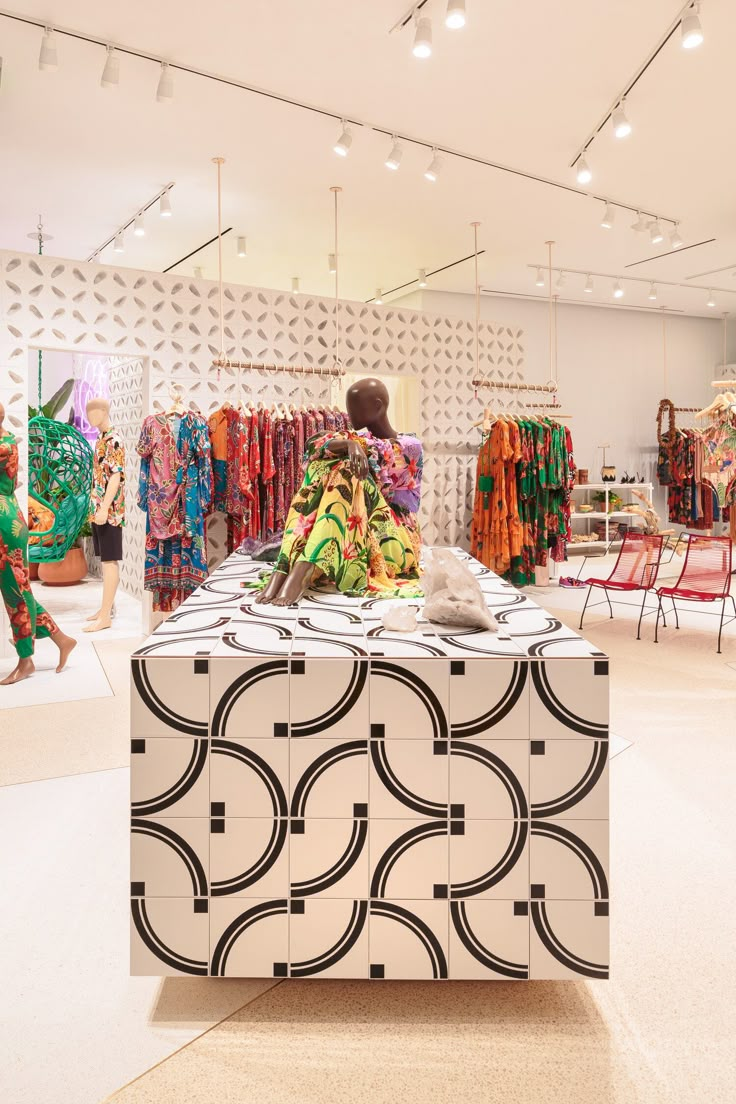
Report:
570,481,654,552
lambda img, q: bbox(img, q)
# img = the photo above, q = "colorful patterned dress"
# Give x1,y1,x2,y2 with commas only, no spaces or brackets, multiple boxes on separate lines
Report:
0,432,59,658
271,429,423,596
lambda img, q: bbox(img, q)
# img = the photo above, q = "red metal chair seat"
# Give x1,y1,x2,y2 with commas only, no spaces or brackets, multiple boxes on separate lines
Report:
586,577,644,592
579,532,665,640
654,535,735,653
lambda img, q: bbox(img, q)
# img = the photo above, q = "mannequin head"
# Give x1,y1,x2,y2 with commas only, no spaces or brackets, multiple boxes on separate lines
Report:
346,377,393,434
86,398,111,431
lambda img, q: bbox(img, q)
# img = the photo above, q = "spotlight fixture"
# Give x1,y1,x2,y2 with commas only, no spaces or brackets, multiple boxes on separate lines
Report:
575,154,592,185
613,280,624,299
328,253,337,274
375,288,384,305
601,204,615,229
412,15,433,59
670,223,684,249
649,220,664,245
133,212,145,237
291,277,300,293
113,232,124,254
611,101,632,139
385,137,403,171
584,274,594,294
556,271,566,289
38,27,58,72
681,3,704,49
100,45,120,88
418,269,428,288
446,1,467,29
424,149,442,182
707,290,716,308
194,266,204,280
156,62,174,103
159,190,172,217
648,282,658,301
333,121,352,158
535,268,545,287
631,211,649,232
237,236,247,257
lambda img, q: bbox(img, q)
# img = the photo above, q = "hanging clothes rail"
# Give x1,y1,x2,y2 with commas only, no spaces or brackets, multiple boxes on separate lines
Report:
472,378,558,394
211,358,345,377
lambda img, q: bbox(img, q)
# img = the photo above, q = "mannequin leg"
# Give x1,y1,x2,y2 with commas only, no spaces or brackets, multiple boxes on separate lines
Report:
272,561,315,607
84,560,119,633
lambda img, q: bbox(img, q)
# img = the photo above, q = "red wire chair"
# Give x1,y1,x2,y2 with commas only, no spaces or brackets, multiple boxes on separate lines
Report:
655,534,735,653
579,532,665,640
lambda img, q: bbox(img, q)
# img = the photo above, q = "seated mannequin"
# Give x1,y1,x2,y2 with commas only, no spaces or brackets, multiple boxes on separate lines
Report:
256,377,423,606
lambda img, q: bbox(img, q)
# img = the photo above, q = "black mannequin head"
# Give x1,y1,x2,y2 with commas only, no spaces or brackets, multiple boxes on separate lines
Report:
346,377,393,435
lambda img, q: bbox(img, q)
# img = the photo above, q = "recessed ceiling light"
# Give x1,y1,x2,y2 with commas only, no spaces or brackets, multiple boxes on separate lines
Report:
584,274,594,293
237,236,247,257
613,280,624,299
38,27,58,72
681,3,704,49
333,121,352,157
446,1,466,29
159,190,172,217
100,46,119,88
611,101,632,139
424,149,442,182
418,268,428,288
412,15,433,58
133,212,145,237
385,137,403,171
535,268,545,287
649,220,665,245
648,283,658,301
156,62,174,103
576,154,592,185
601,204,615,229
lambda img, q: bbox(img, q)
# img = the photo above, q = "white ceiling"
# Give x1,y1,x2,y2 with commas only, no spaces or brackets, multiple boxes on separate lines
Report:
1,0,735,316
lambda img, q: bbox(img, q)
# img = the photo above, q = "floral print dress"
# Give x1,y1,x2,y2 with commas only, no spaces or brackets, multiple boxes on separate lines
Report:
271,429,423,596
0,432,59,657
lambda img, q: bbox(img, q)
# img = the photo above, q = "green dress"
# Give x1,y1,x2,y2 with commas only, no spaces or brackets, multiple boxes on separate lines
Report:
0,432,59,658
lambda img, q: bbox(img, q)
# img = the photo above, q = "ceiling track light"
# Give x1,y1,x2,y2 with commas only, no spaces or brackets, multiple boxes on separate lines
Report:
611,101,632,139
556,271,566,289
113,232,124,254
535,268,545,287
194,266,204,280
418,268,428,288
649,220,664,245
156,62,174,103
328,253,337,274
291,277,300,293
575,153,592,185
707,290,716,308
648,282,658,301
133,212,145,237
681,3,704,49
375,288,384,305
412,14,433,59
100,45,119,88
424,149,442,182
38,26,58,72
670,223,684,249
333,120,352,157
237,236,247,257
613,280,624,299
385,136,403,171
601,203,615,229
446,0,466,29
584,275,594,294
159,190,172,217
631,211,649,232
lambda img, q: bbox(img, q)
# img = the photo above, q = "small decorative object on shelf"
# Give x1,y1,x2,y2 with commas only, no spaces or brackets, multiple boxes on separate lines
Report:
569,481,654,551
599,444,616,482
576,468,589,485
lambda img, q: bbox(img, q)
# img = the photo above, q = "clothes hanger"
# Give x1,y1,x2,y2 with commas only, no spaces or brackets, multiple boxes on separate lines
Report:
166,384,186,416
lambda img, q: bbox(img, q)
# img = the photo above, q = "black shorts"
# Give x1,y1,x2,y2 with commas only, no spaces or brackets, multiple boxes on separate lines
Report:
92,521,123,562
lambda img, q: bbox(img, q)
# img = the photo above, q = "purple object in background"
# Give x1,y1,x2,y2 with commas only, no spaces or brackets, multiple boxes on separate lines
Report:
73,356,111,444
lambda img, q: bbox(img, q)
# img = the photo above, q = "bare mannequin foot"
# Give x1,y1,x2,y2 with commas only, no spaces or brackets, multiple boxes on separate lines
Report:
1,658,35,685
255,571,287,605
273,562,315,607
51,631,77,672
83,617,112,634
86,604,116,621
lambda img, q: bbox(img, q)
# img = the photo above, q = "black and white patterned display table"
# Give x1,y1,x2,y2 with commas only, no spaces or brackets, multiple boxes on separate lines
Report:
130,548,609,981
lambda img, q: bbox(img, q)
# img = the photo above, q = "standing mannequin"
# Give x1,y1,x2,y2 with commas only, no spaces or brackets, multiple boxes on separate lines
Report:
85,398,125,633
0,401,76,684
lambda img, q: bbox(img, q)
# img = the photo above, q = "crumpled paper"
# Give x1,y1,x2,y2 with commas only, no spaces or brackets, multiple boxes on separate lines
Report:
422,548,499,631
380,603,419,632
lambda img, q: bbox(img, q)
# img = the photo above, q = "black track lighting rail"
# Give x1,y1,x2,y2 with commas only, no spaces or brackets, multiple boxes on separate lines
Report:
164,228,233,274
365,249,485,302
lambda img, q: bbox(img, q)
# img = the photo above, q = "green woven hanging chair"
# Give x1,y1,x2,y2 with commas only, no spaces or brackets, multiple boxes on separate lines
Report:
27,416,94,564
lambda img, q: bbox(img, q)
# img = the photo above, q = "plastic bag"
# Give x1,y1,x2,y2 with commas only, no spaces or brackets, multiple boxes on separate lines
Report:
422,548,499,631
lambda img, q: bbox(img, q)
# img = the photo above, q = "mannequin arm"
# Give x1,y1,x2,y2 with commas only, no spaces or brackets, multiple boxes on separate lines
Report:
95,471,121,523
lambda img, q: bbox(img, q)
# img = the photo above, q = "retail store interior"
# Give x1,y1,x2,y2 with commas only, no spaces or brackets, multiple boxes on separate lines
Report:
1,3,734,1103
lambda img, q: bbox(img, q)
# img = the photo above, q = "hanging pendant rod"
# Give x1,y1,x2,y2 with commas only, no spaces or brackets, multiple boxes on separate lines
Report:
471,378,558,394
211,358,345,378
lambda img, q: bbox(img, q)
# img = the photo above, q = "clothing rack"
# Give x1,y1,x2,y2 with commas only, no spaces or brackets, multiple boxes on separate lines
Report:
212,358,346,378
471,377,558,394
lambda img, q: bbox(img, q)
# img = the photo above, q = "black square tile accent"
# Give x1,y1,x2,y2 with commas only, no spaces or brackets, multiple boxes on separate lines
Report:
193,899,208,914
370,723,385,740
594,660,609,676
292,660,306,675
210,819,225,834
273,962,288,977
595,902,609,917
433,741,448,756
513,901,529,916
530,741,546,755
290,900,305,914
531,884,545,899
353,803,368,817
433,884,448,899
291,819,305,834
131,739,146,754
450,803,465,818
194,659,209,674
450,661,465,676
211,801,226,816
370,964,385,980
450,821,465,836
131,881,145,897
274,722,289,738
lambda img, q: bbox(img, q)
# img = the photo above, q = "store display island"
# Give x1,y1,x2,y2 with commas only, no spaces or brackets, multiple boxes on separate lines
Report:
130,548,610,981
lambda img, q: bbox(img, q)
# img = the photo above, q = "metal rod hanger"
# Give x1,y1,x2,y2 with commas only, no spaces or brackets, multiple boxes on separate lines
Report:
528,263,736,297
672,406,703,412
87,182,175,261
570,0,697,168
211,358,346,378
471,378,558,394
0,9,680,228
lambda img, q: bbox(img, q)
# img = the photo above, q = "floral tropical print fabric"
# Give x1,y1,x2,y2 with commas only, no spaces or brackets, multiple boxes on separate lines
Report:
0,433,59,657
272,429,423,596
90,427,126,526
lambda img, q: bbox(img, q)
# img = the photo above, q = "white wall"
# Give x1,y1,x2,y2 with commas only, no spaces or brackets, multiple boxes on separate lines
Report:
402,290,730,519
